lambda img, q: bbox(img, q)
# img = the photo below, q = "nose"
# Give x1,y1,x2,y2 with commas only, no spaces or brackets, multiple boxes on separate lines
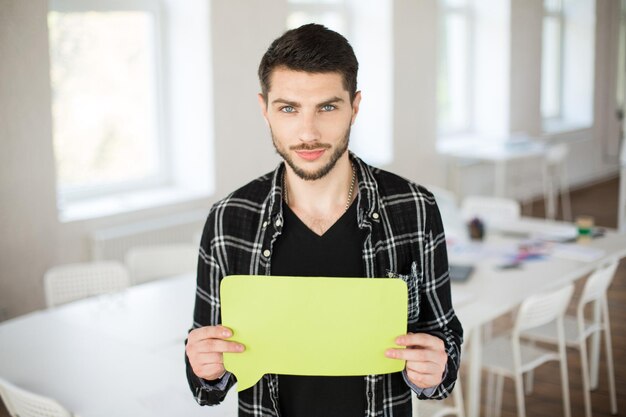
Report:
298,110,321,142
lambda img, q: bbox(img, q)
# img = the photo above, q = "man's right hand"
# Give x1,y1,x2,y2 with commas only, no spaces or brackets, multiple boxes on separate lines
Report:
186,325,245,381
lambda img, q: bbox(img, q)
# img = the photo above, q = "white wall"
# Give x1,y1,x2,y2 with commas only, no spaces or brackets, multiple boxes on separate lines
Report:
0,0,60,316
0,0,621,319
392,0,443,184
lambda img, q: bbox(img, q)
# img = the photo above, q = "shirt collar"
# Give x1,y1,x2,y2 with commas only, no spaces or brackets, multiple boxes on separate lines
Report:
265,152,381,229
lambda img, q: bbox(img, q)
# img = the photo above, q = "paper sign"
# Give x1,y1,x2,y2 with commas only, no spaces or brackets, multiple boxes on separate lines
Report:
221,275,408,392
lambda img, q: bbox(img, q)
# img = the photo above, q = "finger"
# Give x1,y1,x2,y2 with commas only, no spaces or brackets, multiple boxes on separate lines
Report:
207,339,245,353
191,339,245,354
192,352,224,366
405,368,442,389
405,360,443,376
189,325,233,342
195,363,226,381
385,347,443,363
395,333,444,349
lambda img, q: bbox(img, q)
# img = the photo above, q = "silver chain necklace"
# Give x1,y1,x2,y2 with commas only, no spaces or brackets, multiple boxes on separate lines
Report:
283,163,357,212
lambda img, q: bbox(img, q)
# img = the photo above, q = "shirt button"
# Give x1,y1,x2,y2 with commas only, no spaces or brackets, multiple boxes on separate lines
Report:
263,249,271,258
262,221,268,228
372,212,380,220
275,219,282,227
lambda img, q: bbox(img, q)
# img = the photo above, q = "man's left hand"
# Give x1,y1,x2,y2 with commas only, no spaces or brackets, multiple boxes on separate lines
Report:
385,332,447,389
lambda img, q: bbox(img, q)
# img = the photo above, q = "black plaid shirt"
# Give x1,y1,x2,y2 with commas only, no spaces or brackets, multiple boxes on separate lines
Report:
186,153,463,416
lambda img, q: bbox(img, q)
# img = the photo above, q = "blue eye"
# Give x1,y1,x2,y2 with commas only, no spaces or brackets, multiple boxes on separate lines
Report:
281,106,295,113
321,104,336,112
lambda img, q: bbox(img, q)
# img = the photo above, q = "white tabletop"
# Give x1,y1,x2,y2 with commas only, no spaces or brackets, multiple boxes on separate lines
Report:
452,222,626,331
0,274,237,417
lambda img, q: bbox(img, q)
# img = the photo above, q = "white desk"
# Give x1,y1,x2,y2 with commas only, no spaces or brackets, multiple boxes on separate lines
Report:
451,220,626,417
0,275,237,417
439,139,546,198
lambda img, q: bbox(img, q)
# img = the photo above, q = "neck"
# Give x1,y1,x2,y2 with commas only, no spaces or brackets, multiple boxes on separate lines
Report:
283,153,354,218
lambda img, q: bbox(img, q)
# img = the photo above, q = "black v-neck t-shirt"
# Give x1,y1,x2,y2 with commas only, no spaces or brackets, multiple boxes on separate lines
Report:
271,200,367,417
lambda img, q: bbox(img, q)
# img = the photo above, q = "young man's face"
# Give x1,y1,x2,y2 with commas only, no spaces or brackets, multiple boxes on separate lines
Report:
259,67,361,181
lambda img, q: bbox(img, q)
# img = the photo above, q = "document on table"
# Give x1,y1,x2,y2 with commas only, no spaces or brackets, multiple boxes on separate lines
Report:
551,243,606,262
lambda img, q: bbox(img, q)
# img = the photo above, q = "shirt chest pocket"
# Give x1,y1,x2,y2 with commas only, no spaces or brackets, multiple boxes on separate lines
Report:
387,261,422,325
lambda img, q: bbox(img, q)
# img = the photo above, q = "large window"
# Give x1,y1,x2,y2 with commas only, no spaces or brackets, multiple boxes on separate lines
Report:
48,0,167,203
437,0,474,135
541,0,595,132
541,0,564,120
287,0,348,34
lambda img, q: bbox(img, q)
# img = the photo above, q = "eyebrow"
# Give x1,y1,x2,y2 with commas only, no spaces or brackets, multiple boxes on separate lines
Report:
271,96,345,107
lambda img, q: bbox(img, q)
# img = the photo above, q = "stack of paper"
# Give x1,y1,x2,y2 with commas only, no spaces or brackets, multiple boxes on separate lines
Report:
551,244,606,262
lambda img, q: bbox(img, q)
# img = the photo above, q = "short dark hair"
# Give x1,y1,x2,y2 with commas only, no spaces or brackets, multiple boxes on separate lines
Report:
258,23,359,102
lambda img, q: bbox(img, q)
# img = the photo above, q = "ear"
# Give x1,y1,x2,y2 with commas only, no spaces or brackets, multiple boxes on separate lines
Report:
350,91,362,125
258,93,269,126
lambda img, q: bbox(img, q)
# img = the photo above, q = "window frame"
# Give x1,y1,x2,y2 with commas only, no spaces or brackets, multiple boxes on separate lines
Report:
541,0,565,122
48,0,171,204
286,0,350,35
437,0,475,136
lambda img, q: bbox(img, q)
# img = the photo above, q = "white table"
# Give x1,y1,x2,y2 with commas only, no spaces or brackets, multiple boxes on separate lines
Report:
451,220,626,417
439,138,546,198
0,275,237,417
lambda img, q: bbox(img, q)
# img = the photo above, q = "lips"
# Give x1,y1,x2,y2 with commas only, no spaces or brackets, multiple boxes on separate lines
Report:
295,149,326,161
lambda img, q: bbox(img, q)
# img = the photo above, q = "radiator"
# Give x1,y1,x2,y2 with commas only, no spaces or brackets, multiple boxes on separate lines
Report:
90,210,207,261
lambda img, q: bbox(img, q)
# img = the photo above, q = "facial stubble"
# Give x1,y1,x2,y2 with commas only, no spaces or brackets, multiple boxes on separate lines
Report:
271,126,351,181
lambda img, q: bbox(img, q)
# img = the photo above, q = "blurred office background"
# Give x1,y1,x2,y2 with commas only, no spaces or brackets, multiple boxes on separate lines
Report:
0,0,624,320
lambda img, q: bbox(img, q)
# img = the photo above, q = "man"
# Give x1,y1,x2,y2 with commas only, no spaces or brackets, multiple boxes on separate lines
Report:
186,23,463,416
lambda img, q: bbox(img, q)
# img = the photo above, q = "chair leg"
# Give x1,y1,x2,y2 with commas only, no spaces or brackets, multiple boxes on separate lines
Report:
560,164,572,221
558,330,572,417
485,371,494,417
544,166,556,220
578,335,593,417
454,377,466,417
524,369,534,395
494,374,504,417
514,371,527,417
590,302,602,389
524,340,535,395
602,300,618,415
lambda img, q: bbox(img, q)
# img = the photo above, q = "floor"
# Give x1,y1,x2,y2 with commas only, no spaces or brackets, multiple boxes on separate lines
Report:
0,176,623,417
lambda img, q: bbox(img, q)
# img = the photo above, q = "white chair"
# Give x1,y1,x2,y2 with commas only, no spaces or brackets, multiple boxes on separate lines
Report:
542,143,572,221
412,376,465,417
124,243,198,285
481,284,574,417
427,185,467,241
44,261,130,308
460,196,521,231
520,261,619,417
0,377,75,417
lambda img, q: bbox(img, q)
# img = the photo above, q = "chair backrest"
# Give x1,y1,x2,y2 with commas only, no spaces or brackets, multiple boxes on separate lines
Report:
514,284,574,334
125,243,198,285
427,185,466,240
545,143,569,165
0,378,73,417
460,196,521,229
579,261,619,305
44,261,130,308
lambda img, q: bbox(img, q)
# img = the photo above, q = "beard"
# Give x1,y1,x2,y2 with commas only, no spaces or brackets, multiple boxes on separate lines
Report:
271,126,351,181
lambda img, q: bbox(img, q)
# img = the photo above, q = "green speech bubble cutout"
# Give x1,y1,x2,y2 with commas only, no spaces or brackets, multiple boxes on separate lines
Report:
221,275,408,392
